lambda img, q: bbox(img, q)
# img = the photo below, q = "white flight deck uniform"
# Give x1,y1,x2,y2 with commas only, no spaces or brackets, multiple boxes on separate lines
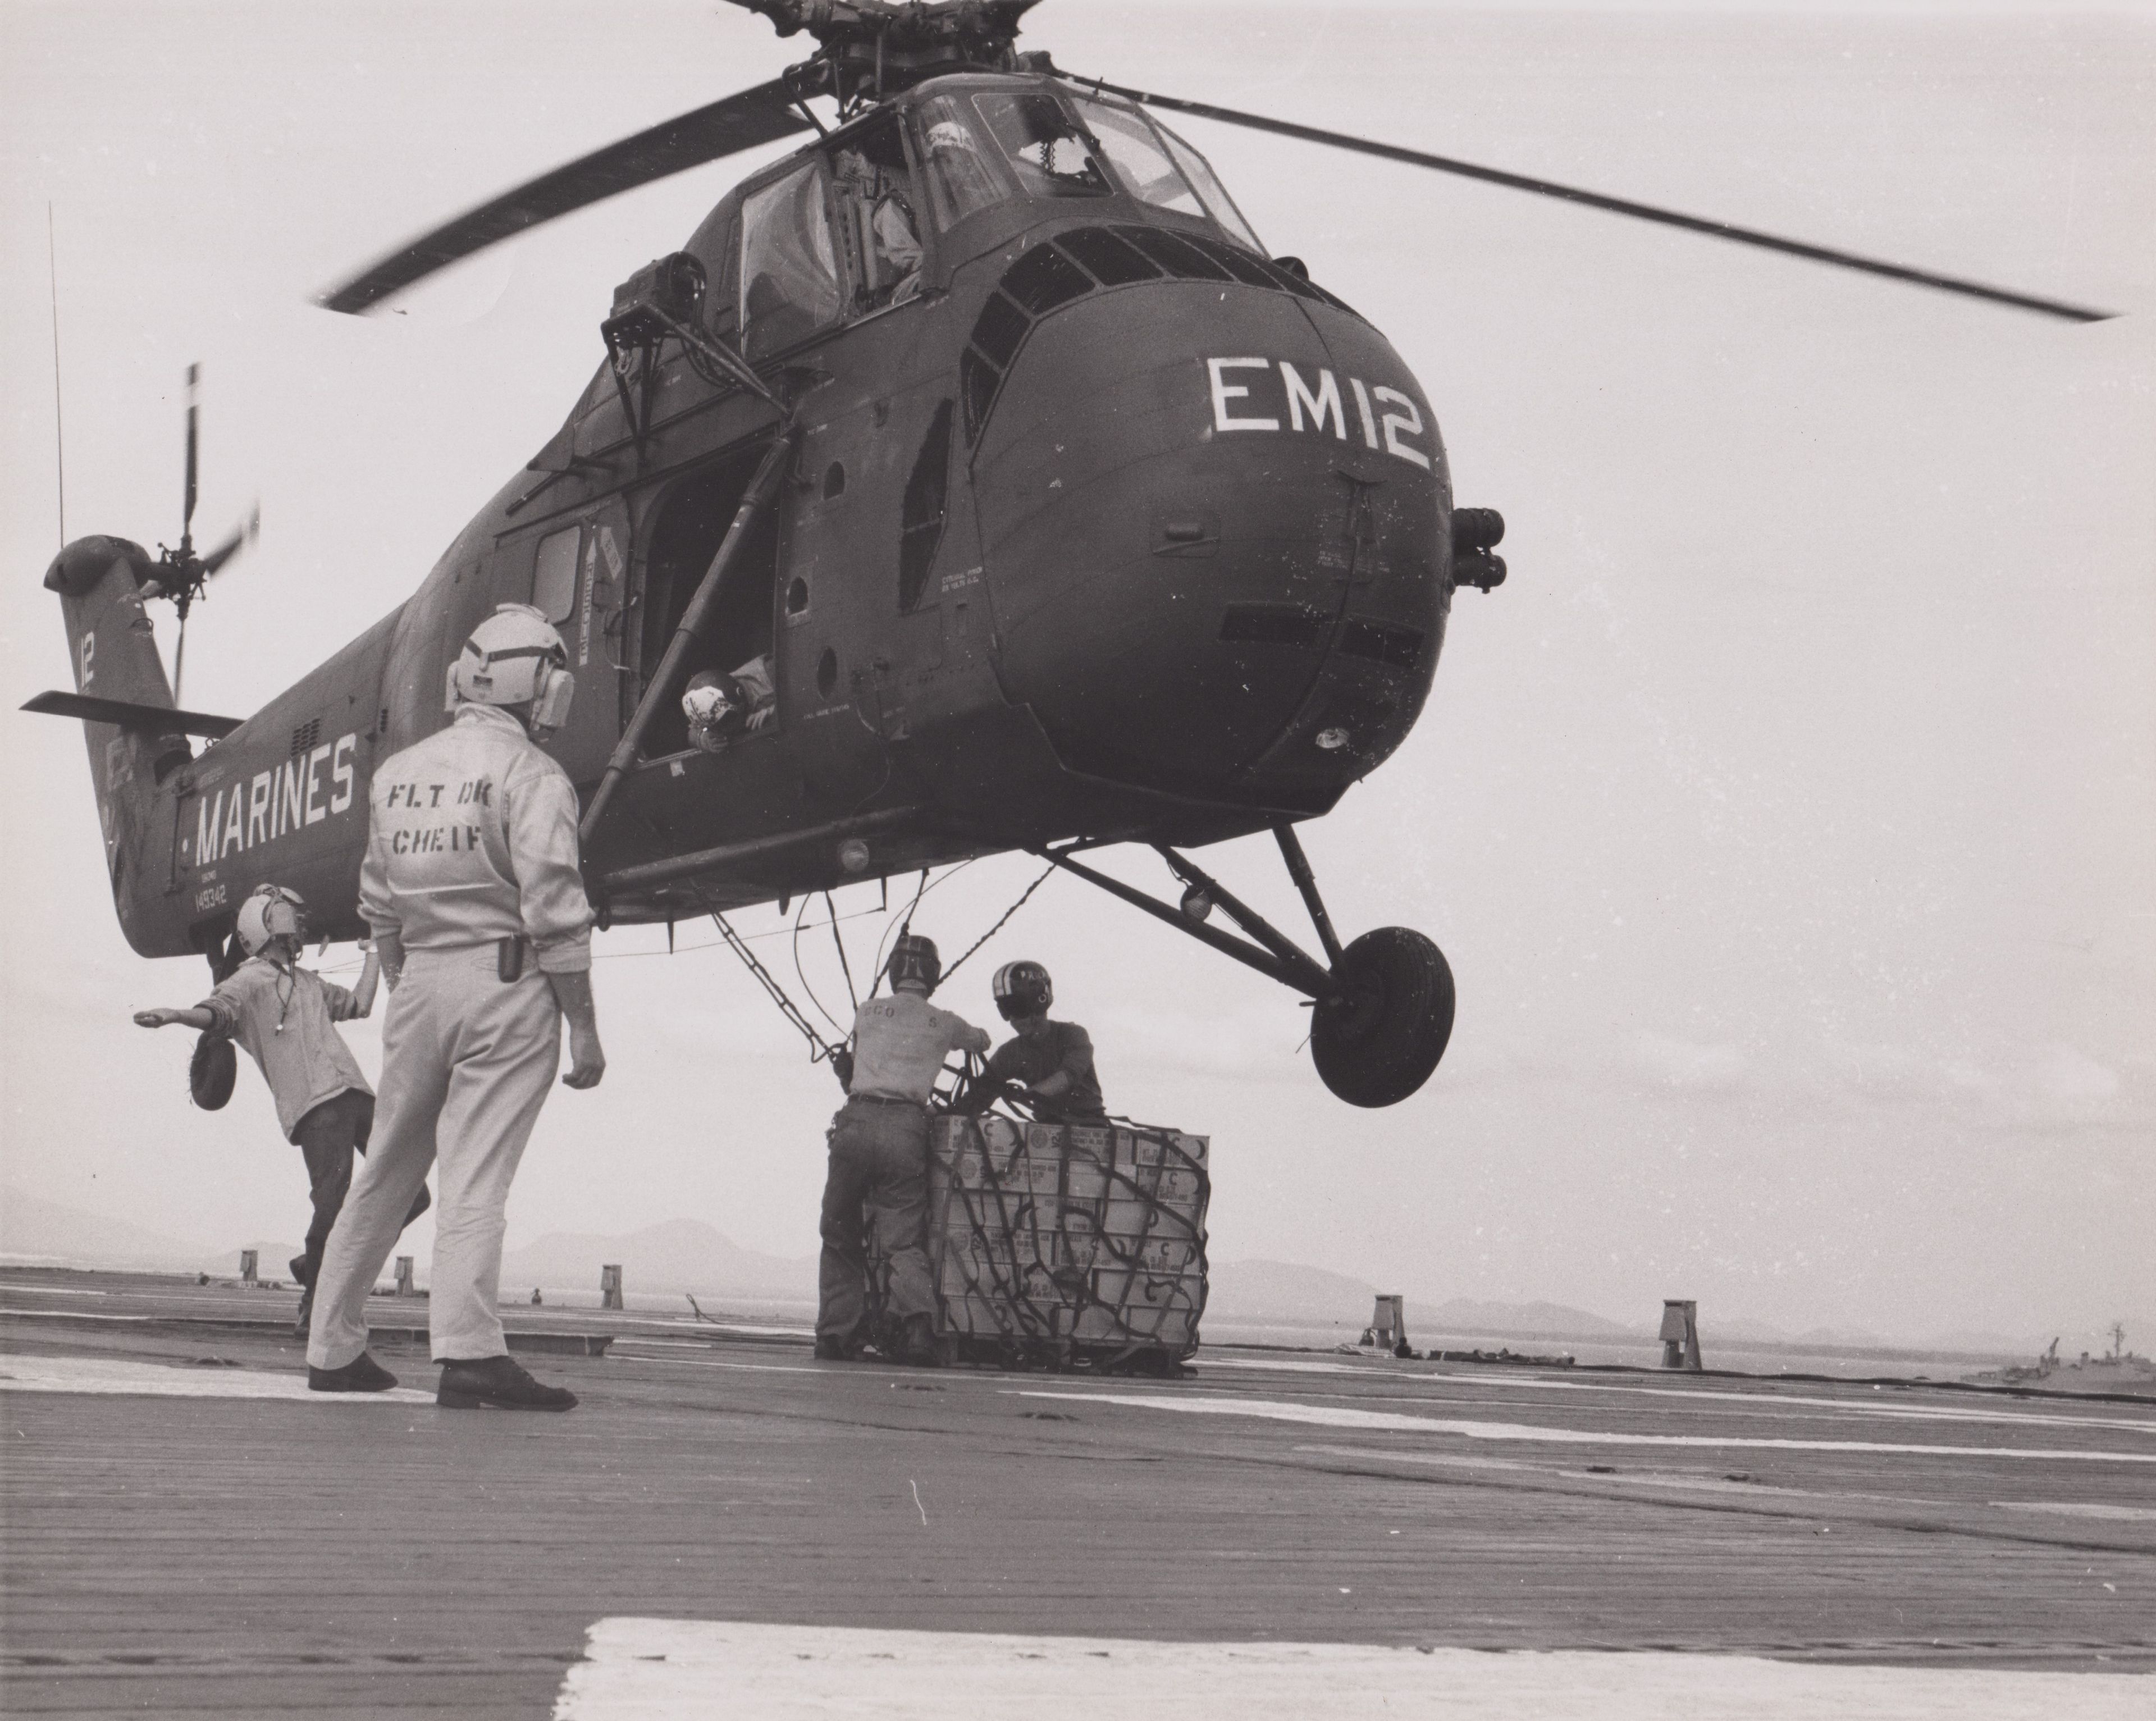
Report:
307,702,593,1370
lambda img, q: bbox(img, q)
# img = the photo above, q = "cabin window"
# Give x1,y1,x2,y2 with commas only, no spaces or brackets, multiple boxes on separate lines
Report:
1071,98,1206,221
1155,121,1265,253
972,92,1111,200
899,401,955,612
532,526,580,623
741,163,843,361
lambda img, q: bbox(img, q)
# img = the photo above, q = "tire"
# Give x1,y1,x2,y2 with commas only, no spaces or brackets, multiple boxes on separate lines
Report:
1309,928,1455,1108
190,1031,237,1111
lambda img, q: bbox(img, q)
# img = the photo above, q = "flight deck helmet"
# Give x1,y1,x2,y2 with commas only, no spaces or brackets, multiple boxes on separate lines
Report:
236,884,308,956
447,604,574,734
887,933,942,994
682,667,751,723
992,960,1053,1021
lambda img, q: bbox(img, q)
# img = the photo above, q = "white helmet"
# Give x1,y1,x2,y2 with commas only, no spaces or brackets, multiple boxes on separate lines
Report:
681,668,739,724
236,883,307,956
448,604,574,733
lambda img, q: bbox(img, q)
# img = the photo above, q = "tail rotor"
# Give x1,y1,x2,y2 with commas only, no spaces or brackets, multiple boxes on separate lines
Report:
139,364,259,704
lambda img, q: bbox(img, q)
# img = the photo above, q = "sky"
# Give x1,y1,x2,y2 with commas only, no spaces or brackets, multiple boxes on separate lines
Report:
2,1,2150,1350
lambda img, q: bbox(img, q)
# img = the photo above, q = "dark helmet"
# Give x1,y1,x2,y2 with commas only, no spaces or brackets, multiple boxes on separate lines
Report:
992,960,1053,1021
888,933,942,993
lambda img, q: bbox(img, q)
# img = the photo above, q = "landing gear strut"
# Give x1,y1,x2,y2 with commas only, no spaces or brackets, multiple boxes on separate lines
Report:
1034,826,1455,1108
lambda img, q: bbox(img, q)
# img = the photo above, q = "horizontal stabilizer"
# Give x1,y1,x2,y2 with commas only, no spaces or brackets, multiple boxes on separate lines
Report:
21,690,243,739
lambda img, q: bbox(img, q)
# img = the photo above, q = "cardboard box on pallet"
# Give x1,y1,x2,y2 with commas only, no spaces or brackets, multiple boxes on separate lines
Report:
926,1115,1211,1363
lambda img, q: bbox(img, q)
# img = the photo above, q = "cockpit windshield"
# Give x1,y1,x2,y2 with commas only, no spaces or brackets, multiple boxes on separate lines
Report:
916,93,1009,228
1072,98,1204,219
972,91,1112,199
910,85,1265,255
1151,119,1264,254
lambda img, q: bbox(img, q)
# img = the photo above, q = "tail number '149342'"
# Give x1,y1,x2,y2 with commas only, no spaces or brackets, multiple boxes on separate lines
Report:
1205,359,1430,470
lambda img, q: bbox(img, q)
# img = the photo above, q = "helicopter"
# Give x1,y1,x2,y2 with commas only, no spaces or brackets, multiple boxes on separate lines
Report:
24,0,2112,1110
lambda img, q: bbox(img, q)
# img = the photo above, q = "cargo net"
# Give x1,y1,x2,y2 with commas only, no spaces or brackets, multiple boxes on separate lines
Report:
896,1116,1209,1374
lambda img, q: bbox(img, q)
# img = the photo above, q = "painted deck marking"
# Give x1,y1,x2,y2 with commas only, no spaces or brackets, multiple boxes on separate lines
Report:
1992,1500,2156,1523
0,1354,433,1403
1015,1391,2156,1463
1199,1358,2156,1435
551,1619,2154,1719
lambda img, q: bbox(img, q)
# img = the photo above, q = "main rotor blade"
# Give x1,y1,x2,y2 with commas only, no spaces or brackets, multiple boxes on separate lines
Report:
182,363,199,541
318,77,816,314
1077,77,2116,325
199,502,260,578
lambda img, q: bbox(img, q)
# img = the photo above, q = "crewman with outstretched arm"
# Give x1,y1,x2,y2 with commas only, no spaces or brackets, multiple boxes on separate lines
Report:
817,934,989,1365
134,883,429,1336
305,604,604,1410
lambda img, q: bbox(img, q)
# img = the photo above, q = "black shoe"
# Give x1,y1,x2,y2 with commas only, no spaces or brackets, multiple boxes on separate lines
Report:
294,1283,315,1338
437,1355,577,1411
813,1334,858,1362
899,1314,944,1368
308,1352,397,1393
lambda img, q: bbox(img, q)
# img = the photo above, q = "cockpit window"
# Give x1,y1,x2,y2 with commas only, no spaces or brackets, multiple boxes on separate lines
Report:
740,163,843,360
972,92,1112,199
1154,120,1265,253
1071,97,1206,220
916,94,1008,229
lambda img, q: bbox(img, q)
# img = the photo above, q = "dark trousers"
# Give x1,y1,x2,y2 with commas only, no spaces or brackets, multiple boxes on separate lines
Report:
293,1090,429,1288
817,1098,935,1341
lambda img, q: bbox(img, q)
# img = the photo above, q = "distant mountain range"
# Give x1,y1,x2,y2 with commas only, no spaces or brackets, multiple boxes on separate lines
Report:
497,1218,813,1300
4,1187,2109,1357
1,1187,205,1273
1204,1259,1640,1340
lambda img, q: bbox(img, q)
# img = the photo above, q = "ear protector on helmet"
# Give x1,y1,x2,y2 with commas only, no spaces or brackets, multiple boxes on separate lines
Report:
446,603,575,733
992,960,1053,1021
887,933,942,994
236,884,308,956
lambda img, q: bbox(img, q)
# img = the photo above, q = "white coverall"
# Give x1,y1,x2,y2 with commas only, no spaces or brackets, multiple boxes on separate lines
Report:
307,702,593,1368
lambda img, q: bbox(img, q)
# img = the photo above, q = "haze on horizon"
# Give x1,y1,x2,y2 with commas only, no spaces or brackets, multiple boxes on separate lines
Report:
2,1,2149,1352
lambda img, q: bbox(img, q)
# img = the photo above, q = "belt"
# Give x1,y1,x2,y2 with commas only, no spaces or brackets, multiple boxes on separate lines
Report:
847,1093,926,1108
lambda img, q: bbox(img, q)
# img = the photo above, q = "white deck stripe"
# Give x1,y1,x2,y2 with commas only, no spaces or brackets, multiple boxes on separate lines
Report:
1016,1391,2156,1463
0,1354,433,1403
1991,1500,2156,1522
551,1619,2152,1720
1321,1386,2156,1437
1200,1358,2156,1435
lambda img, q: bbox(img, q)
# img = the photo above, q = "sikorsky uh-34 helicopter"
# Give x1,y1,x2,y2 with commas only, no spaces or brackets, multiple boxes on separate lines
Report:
26,0,2109,1108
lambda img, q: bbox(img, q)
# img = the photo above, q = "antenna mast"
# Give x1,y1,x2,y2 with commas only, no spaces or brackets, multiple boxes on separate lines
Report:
47,204,66,549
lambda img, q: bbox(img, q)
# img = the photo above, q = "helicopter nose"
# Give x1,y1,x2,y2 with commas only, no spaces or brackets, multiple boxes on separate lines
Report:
969,255,1450,812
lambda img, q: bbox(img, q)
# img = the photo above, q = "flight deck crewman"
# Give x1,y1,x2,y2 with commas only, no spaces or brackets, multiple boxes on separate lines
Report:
980,961,1109,1126
681,656,775,754
133,883,430,1337
305,604,604,1410
817,934,989,1365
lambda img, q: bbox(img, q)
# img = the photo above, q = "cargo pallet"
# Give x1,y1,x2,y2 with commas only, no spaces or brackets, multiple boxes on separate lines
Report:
886,1116,1210,1373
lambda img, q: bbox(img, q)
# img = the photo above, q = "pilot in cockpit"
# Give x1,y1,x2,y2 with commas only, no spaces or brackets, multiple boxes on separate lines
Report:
870,192,922,304
835,147,924,309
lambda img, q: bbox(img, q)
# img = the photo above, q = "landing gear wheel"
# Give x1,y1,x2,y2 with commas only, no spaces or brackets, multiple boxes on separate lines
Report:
1310,928,1455,1107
